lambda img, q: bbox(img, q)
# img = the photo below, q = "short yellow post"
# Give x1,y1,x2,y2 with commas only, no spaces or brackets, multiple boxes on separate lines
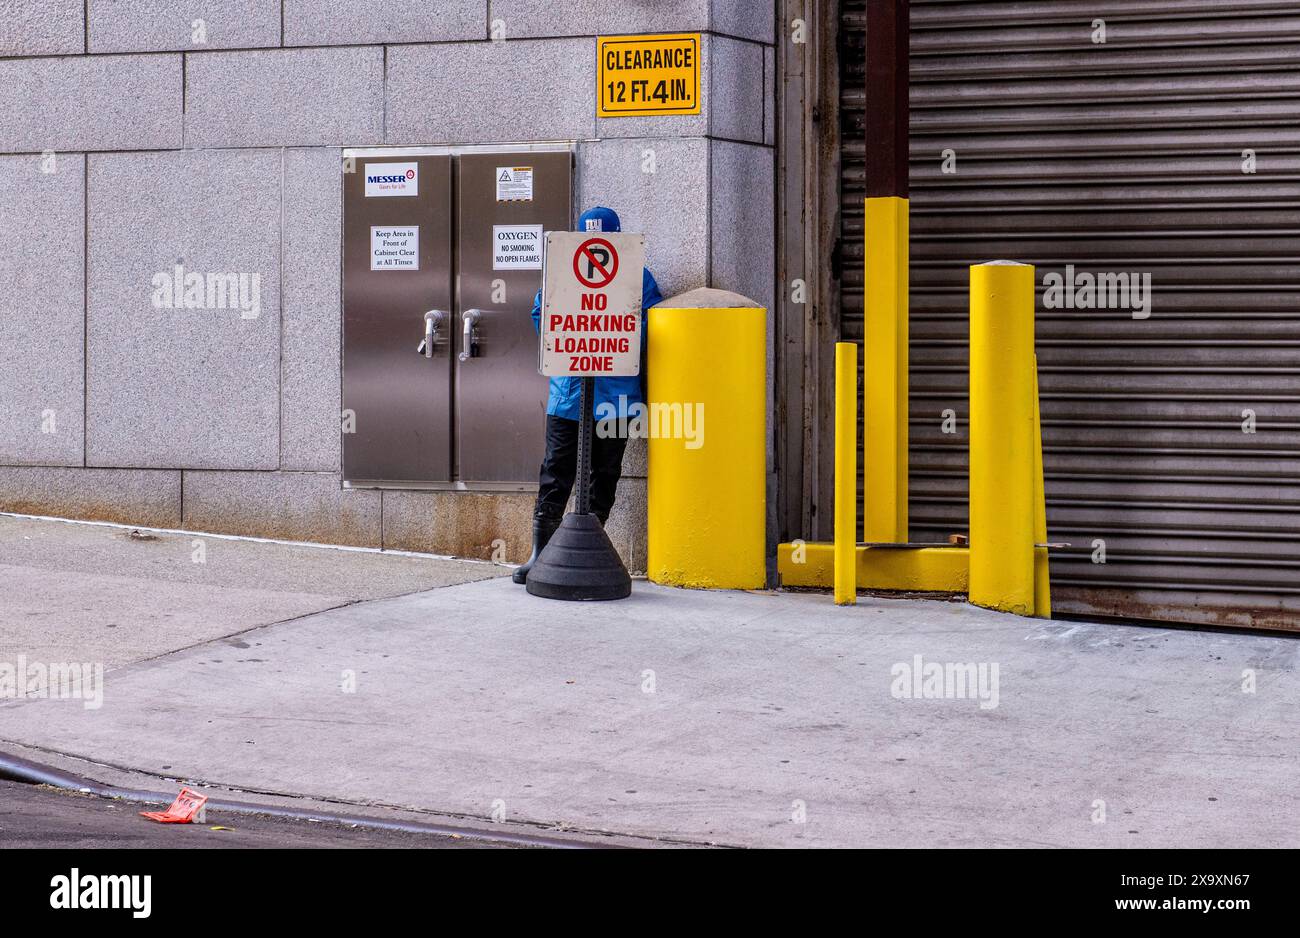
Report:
647,289,766,590
968,261,1036,615
1032,357,1052,618
834,342,858,605
863,196,910,544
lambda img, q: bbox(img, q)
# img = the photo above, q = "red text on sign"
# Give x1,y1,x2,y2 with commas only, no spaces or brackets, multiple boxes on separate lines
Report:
570,356,615,371
555,337,630,353
547,313,637,332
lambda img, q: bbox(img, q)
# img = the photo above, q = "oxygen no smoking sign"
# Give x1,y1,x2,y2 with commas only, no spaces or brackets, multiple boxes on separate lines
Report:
540,232,645,377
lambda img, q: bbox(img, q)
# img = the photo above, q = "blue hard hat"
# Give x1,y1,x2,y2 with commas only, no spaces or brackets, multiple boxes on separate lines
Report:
578,206,622,233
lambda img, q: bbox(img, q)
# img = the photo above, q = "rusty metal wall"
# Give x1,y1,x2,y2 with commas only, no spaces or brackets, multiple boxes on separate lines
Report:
839,0,1300,629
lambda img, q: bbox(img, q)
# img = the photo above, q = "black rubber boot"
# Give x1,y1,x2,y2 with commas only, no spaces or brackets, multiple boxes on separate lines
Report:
512,513,563,585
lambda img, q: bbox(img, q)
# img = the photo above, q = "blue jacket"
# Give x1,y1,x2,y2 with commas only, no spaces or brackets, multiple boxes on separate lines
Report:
532,268,663,421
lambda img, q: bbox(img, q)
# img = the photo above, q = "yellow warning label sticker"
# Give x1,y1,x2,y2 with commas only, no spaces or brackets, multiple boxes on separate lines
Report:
598,33,702,118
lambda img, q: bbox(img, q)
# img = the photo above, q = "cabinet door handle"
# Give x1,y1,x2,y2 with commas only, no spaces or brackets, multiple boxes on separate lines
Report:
459,309,484,363
417,309,447,357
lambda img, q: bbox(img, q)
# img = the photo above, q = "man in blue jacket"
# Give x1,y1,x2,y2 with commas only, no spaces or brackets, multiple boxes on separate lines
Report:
513,206,663,585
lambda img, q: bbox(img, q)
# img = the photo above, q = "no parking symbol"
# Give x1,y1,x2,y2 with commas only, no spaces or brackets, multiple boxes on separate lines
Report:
573,237,619,289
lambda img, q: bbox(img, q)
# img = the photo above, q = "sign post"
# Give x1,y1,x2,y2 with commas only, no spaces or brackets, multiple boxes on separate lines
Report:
526,232,646,602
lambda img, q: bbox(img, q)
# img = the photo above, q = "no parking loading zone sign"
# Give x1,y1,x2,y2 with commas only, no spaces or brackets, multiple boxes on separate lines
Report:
539,232,645,377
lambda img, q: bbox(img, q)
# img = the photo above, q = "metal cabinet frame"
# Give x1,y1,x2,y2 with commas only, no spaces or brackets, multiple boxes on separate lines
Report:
340,142,578,492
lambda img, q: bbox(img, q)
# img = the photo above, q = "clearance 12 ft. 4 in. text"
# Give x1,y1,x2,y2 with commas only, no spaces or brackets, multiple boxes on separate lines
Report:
597,33,702,118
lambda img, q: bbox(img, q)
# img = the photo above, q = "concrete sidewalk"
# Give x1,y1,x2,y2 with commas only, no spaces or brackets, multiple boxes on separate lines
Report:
2,515,1297,848
0,513,503,667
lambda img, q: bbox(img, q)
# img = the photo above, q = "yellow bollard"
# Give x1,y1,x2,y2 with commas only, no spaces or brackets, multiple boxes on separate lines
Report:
968,261,1036,615
647,289,766,590
1032,357,1052,618
863,196,910,544
834,342,858,605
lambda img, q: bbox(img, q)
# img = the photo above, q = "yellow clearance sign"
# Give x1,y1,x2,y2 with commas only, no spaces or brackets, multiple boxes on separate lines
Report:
598,33,702,117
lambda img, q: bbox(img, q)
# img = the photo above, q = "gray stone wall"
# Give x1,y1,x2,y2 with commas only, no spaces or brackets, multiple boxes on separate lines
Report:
0,1,776,570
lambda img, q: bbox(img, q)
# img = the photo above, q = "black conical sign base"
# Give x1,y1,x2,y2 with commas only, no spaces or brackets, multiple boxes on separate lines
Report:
525,512,631,601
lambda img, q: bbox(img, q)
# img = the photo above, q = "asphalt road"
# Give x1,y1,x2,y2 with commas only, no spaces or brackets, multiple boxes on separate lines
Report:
0,781,509,849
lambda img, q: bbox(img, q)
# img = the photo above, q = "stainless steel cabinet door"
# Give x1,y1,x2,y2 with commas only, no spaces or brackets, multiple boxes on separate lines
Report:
342,155,454,484
454,151,573,484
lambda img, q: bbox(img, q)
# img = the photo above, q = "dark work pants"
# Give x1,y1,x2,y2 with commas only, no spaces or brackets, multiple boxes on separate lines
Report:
535,415,628,524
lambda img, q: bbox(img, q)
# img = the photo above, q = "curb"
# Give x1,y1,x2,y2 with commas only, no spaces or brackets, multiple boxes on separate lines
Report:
0,749,603,849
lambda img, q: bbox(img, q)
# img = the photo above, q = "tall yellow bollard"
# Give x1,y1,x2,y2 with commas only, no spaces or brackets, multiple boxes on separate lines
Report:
647,289,766,590
968,261,1036,615
863,196,910,544
834,342,858,605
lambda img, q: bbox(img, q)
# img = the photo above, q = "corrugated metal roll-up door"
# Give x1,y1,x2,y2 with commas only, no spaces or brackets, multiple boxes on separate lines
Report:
840,0,1300,630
